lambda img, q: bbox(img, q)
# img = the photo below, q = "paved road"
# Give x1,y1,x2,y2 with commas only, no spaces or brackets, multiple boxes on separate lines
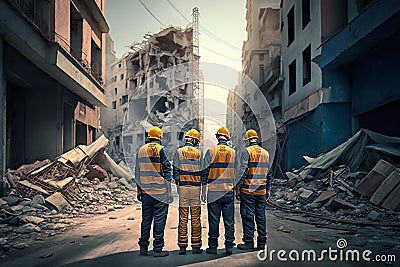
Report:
1,201,399,267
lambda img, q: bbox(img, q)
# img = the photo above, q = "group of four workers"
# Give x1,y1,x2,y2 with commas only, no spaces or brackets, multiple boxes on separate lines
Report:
135,126,272,257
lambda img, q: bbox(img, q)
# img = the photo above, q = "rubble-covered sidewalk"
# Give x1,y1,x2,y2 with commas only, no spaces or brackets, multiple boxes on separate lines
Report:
270,129,400,228
0,135,136,254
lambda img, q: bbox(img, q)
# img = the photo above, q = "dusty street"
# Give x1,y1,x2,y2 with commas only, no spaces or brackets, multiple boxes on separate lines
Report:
1,200,399,267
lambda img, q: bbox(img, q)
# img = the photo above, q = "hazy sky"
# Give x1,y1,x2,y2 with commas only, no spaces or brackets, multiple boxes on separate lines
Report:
106,1,247,135
106,0,246,71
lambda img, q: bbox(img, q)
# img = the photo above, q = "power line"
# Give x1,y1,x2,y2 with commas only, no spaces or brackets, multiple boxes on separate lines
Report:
165,0,241,51
138,0,166,27
139,0,241,62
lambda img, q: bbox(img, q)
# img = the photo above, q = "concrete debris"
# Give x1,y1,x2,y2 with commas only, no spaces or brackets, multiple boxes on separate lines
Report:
45,193,71,212
30,194,46,207
367,210,383,221
85,165,109,180
16,223,41,234
12,242,29,249
298,189,315,200
313,190,338,204
324,198,355,209
20,215,45,225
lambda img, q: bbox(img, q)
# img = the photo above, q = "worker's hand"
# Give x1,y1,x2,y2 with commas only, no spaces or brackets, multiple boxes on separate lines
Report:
235,187,241,201
137,190,142,202
168,192,174,203
266,190,270,202
201,186,207,203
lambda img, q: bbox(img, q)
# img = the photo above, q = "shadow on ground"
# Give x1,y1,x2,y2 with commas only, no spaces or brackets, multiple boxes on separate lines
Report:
62,249,249,267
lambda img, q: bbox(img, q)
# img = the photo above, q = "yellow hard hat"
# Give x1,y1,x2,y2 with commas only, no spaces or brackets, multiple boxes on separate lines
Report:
185,129,201,142
243,129,258,140
216,126,231,141
147,126,163,140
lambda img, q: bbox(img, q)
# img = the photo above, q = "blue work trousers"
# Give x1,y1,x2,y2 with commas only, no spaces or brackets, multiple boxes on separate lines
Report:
207,191,235,249
240,192,267,247
138,193,169,252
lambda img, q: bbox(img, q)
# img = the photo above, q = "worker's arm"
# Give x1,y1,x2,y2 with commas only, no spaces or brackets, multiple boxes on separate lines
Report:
236,149,249,189
160,147,173,203
201,149,211,185
172,150,180,183
135,151,142,202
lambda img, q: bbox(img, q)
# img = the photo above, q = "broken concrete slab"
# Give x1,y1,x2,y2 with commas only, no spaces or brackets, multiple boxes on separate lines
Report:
367,210,383,221
313,190,338,204
16,223,41,234
381,183,400,211
17,180,50,196
30,194,45,206
85,165,109,180
370,171,400,206
325,197,355,209
45,192,71,212
21,215,45,225
299,189,315,200
1,196,22,206
356,159,396,197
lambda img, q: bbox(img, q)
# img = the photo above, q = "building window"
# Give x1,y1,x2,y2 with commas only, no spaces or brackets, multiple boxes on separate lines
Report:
112,101,117,109
120,94,128,105
302,45,311,86
289,60,296,95
178,131,185,141
120,74,124,80
114,88,117,95
259,64,265,84
118,63,122,68
302,0,311,29
287,6,295,46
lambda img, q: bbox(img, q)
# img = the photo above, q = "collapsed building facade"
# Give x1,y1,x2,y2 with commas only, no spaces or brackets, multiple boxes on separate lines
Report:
0,0,109,189
102,27,200,162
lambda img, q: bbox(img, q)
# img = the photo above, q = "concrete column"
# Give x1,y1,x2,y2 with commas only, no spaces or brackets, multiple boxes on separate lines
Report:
0,36,6,181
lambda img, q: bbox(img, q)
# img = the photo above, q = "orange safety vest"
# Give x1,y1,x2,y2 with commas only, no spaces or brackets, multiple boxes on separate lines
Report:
138,143,167,195
207,144,236,192
177,145,201,187
240,145,269,196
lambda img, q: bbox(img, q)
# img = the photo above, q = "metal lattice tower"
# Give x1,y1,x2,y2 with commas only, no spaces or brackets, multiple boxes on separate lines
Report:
191,7,203,141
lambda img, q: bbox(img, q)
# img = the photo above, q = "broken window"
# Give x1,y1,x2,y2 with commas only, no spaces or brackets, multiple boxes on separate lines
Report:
302,44,311,86
112,101,117,109
120,74,124,80
259,64,265,84
70,4,83,61
119,63,122,68
289,60,296,95
178,131,185,141
91,39,102,75
302,0,311,29
120,94,128,105
179,85,187,95
115,136,120,149
287,6,295,46
114,88,117,95
111,76,117,83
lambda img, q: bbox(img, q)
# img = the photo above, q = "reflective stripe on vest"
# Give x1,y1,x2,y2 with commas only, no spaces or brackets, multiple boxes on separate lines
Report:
138,143,167,195
178,146,201,187
208,144,236,192
241,145,269,196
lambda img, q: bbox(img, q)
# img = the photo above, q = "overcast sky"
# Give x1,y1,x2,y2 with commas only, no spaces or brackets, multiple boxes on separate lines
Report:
105,0,247,136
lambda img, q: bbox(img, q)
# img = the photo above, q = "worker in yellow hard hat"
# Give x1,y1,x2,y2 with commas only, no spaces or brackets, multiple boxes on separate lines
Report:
201,126,236,255
135,126,173,257
236,129,273,251
173,129,204,255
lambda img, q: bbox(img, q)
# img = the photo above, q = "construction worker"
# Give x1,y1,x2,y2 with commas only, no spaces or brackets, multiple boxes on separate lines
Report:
173,129,204,255
135,126,173,257
236,129,272,251
202,126,236,255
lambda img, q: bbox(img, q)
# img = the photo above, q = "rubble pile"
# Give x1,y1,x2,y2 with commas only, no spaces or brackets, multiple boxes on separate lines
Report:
271,129,400,224
0,135,135,253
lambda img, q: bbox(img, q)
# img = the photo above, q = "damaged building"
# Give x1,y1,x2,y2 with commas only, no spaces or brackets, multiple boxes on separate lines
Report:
101,26,199,162
0,0,109,184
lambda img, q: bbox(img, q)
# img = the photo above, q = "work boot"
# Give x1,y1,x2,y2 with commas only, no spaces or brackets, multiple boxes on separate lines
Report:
206,248,217,254
256,244,266,251
225,247,233,255
192,248,204,254
179,247,187,255
237,243,254,250
139,247,148,256
153,250,169,257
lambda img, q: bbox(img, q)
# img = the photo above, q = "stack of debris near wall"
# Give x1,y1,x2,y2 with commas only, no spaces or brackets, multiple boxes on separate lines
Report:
271,129,400,225
0,135,136,251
